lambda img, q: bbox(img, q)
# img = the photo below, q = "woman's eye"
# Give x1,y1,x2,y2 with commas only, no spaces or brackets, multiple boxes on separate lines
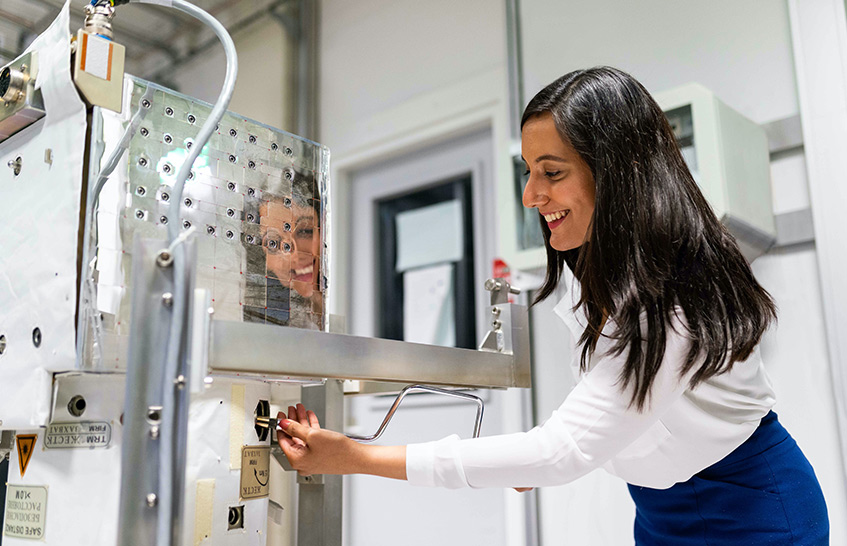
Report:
545,171,561,178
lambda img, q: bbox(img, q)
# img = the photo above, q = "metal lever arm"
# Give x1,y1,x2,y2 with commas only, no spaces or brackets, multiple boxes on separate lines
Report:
346,384,485,443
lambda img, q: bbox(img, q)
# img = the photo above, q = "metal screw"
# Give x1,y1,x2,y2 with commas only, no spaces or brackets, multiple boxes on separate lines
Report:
187,114,196,124
136,186,146,196
140,127,149,137
215,123,220,131
138,157,148,167
160,215,168,225
162,292,173,308
246,213,255,223
492,307,501,317
0,334,5,355
186,140,193,150
7,156,22,176
184,198,192,207
156,250,173,268
141,98,151,109
283,146,293,157
135,209,145,220
225,230,234,240
149,426,159,439
183,220,191,229
229,128,237,137
248,160,256,169
207,225,216,236
249,135,257,144
163,133,173,144
268,240,278,250
247,188,255,197
162,163,172,174
161,192,169,202
282,242,292,253
493,320,502,330
228,154,237,163
227,182,236,192
32,327,41,348
146,494,157,507
283,222,291,232
246,235,255,244
283,197,292,207
271,142,278,151
165,106,174,116
188,171,195,180
174,375,186,389
226,208,235,217
283,168,293,181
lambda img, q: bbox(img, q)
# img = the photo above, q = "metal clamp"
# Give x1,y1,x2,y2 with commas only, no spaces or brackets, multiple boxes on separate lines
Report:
346,384,484,443
484,277,521,305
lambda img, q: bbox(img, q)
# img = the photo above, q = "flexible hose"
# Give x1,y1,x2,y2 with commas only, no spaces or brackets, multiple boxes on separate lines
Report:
128,2,238,544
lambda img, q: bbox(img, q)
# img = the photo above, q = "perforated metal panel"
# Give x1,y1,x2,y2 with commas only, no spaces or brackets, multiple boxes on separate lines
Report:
83,76,329,369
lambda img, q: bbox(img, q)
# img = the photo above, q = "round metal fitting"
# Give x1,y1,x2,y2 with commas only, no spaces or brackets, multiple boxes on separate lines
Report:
135,209,145,220
184,198,192,207
283,146,293,157
67,395,86,417
139,127,149,137
187,113,196,124
161,292,173,308
247,188,255,197
271,142,279,151
492,307,501,317
185,140,193,150
283,222,291,232
188,170,195,181
149,426,160,439
245,235,255,244
141,98,151,109
146,406,162,423
162,163,172,174
229,128,237,137
248,160,256,170
228,154,237,164
283,168,294,181
249,134,257,144
283,197,292,208
227,181,236,192
225,230,235,240
146,494,157,508
7,157,22,176
0,334,6,356
160,192,170,202
1,66,26,104
163,133,173,144
32,327,41,348
156,250,173,268
207,225,216,236
246,213,255,223
492,320,502,331
159,215,168,225
183,220,191,229
282,242,292,253
226,208,235,218
164,106,174,117
137,157,148,167
135,186,146,196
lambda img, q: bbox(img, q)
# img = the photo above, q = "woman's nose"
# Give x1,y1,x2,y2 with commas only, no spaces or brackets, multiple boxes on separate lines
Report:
522,175,547,209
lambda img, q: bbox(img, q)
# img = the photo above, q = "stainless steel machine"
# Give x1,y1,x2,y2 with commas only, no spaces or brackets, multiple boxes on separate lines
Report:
0,2,530,545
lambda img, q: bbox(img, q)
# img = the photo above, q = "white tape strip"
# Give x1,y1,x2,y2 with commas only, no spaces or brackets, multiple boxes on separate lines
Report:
193,478,215,546
229,384,245,470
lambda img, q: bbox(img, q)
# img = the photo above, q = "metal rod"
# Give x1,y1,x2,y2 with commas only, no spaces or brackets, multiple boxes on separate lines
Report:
346,385,485,443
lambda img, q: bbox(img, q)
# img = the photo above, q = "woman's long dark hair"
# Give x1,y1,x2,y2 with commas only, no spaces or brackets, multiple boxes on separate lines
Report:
526,67,776,411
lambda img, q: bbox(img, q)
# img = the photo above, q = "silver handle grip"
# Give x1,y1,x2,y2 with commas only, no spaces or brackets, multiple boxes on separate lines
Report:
346,384,485,443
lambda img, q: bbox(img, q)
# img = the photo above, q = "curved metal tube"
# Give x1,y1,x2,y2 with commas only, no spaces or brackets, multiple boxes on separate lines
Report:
346,385,485,443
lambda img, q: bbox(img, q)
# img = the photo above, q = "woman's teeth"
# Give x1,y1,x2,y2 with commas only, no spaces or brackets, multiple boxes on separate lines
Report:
294,265,313,277
543,210,567,222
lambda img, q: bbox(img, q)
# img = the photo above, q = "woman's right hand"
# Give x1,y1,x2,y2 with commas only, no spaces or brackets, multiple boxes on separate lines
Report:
276,403,363,476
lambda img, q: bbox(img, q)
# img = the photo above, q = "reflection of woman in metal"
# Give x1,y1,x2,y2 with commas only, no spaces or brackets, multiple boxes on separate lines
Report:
275,68,828,543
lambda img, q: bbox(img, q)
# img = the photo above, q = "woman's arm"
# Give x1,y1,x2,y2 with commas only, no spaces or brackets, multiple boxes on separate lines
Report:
277,404,407,480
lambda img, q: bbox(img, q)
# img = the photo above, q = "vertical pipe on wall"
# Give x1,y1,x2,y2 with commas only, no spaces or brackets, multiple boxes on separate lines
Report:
786,0,847,489
505,0,525,141
296,0,319,141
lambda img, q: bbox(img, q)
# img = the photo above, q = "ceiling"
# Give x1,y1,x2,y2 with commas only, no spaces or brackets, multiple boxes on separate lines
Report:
0,0,293,86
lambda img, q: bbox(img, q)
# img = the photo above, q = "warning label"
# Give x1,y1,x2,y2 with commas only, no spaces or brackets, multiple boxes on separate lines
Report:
3,485,48,540
44,422,111,449
15,435,37,477
240,446,270,500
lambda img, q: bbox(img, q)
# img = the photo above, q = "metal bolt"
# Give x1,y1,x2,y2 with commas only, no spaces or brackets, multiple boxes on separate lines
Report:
162,163,172,174
141,98,151,109
283,222,291,232
282,242,292,253
165,106,174,116
283,146,293,157
149,426,159,439
136,186,146,196
188,171,195,180
247,188,255,197
140,127,149,137
160,215,168,225
7,156,22,176
32,327,41,348
183,220,191,229
248,160,256,169
225,230,234,240
146,494,157,507
229,128,237,137
246,213,255,223
138,157,148,167
0,334,6,355
492,320,502,330
492,307,501,317
186,140,193,149
156,250,173,268
246,235,255,244
283,168,293,181
187,114,196,124
227,182,236,192
163,133,173,144
207,225,216,236
283,197,292,207
184,198,192,207
249,135,257,144
162,292,173,308
161,192,169,202
174,375,186,389
271,142,279,151
226,208,235,218
268,240,278,250
228,154,237,163
135,209,145,220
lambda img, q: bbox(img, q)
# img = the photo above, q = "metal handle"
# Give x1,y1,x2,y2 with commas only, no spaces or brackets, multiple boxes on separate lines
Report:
346,384,485,443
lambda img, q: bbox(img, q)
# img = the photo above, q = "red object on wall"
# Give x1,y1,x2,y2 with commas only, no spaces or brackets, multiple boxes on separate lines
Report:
492,258,516,303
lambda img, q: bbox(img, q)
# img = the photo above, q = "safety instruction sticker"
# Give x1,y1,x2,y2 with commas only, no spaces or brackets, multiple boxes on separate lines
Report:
3,485,48,540
240,446,270,500
15,435,37,477
44,422,111,449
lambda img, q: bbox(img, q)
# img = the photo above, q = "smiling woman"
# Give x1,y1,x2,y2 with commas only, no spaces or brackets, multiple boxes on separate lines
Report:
275,67,830,545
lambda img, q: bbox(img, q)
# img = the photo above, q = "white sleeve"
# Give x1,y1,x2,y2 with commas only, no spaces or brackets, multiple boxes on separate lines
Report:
405,315,694,489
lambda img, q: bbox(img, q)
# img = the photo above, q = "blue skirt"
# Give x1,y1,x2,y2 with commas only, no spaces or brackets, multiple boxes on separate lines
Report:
628,412,829,545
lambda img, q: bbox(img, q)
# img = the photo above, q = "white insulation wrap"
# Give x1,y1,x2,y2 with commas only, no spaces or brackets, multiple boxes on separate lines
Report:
0,0,87,428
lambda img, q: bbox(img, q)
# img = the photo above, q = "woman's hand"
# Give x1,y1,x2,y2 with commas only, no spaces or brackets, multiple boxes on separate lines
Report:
277,403,362,476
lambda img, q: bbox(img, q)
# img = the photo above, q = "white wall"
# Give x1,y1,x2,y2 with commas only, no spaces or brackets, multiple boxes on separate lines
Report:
318,1,846,545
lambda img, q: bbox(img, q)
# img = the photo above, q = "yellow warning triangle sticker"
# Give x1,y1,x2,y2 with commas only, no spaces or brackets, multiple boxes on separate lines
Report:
16,434,37,478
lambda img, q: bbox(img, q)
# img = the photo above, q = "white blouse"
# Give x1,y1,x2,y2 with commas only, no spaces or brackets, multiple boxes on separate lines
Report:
405,274,776,490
